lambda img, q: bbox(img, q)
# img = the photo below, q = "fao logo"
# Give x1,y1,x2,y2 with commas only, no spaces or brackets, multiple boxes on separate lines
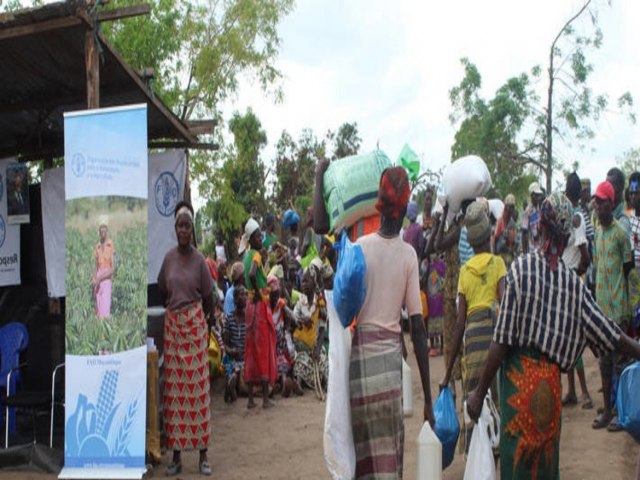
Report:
154,172,179,217
0,215,6,248
71,153,86,177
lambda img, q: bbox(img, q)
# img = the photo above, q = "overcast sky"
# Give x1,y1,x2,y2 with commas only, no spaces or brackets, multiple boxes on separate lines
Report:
219,0,640,198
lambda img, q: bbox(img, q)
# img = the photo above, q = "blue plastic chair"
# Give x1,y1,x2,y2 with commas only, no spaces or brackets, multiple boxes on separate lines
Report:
0,322,29,439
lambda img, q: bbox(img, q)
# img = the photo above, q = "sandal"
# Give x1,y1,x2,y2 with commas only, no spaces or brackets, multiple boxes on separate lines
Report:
607,416,624,432
581,397,594,410
592,412,612,430
166,462,182,476
200,460,212,476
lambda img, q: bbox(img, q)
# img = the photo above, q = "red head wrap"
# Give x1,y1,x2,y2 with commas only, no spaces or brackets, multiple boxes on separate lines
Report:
375,167,411,219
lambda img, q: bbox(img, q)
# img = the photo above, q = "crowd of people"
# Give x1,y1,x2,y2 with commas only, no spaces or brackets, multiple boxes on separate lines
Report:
157,163,640,478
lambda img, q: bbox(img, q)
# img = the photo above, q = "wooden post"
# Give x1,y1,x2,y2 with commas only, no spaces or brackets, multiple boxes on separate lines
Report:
85,30,100,108
184,149,191,203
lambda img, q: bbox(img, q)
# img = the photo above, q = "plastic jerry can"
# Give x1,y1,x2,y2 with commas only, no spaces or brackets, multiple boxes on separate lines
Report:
402,358,413,417
416,421,442,480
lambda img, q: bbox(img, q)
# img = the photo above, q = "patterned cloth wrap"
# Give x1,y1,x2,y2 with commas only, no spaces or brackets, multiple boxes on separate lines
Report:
500,347,561,480
163,301,211,451
349,325,404,480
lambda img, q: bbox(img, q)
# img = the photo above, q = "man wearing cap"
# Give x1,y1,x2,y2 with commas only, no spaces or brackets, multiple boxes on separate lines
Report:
592,180,633,430
521,181,545,254
493,194,519,268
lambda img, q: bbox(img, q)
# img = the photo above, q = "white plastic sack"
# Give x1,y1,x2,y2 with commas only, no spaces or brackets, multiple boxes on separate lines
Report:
323,290,356,480
488,199,504,221
463,395,499,480
442,155,492,218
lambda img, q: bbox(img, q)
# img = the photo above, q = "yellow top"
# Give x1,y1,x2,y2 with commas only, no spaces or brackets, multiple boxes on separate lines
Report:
458,253,506,316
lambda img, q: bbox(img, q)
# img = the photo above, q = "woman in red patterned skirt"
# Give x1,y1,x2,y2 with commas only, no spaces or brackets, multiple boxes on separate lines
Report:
158,201,215,476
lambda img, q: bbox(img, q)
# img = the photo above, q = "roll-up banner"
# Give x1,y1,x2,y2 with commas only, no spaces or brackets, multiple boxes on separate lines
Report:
60,104,148,480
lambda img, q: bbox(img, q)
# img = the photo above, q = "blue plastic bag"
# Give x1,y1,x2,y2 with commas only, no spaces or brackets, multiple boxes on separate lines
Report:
434,386,460,469
616,361,640,441
281,209,300,229
333,231,367,328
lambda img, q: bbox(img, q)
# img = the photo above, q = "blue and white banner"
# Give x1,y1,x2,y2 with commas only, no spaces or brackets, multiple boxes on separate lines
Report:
0,158,21,286
62,104,148,479
147,150,186,284
63,347,147,469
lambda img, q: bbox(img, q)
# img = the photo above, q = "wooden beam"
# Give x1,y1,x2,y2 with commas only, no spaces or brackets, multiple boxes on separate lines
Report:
0,15,81,41
97,29,197,143
148,141,219,151
185,119,218,136
85,30,100,108
96,4,150,23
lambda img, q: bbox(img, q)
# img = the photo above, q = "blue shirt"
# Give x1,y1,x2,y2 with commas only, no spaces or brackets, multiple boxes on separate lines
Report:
223,285,236,316
459,227,474,266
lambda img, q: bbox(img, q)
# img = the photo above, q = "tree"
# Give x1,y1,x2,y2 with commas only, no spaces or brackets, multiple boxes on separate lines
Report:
201,108,268,257
618,147,640,177
102,0,294,120
449,59,538,201
272,129,325,214
327,122,362,159
449,1,635,193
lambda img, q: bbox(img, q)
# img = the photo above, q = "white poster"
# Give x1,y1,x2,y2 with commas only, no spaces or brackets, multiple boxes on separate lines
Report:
42,168,65,298
147,150,186,284
0,159,21,286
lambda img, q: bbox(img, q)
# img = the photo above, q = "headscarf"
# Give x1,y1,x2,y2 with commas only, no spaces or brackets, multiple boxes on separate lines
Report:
540,192,573,271
565,172,582,203
375,167,410,219
406,201,418,222
175,205,193,224
267,274,280,292
230,261,244,283
464,201,491,247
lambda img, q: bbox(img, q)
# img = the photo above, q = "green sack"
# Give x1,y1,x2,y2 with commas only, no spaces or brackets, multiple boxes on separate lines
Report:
323,150,392,231
398,143,420,181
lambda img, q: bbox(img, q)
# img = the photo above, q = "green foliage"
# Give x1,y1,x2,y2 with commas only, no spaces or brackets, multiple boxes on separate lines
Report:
327,122,362,159
101,0,294,119
618,147,640,177
272,128,325,212
65,198,147,355
450,59,536,200
449,1,635,194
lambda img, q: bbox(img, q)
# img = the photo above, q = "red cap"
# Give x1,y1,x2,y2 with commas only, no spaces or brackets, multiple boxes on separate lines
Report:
593,181,615,203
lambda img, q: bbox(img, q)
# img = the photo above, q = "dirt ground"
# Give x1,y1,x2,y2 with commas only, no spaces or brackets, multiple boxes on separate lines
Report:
3,336,639,479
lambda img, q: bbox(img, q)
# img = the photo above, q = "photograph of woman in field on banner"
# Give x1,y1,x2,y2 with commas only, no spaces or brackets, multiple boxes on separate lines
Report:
93,220,115,319
66,196,147,355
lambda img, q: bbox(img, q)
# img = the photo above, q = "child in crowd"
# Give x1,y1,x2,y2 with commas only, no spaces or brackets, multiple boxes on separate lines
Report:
222,286,247,403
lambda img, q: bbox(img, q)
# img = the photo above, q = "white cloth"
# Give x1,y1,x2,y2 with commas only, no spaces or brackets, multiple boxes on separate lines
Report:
42,168,65,296
215,244,227,263
147,150,187,283
562,210,587,270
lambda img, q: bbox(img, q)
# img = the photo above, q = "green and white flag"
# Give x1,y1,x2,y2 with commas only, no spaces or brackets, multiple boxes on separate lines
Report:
398,143,420,181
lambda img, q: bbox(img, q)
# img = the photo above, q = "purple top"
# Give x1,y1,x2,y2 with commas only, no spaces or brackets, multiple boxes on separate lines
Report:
403,221,425,257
